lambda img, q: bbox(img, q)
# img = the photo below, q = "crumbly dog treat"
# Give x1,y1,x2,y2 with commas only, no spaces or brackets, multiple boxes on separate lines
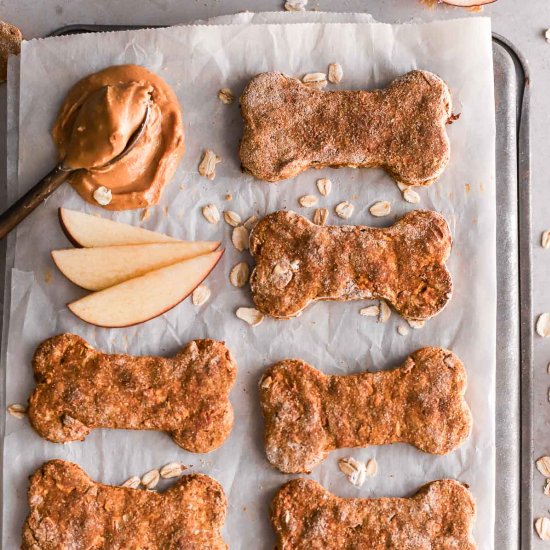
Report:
240,70,452,185
270,478,476,549
249,210,452,320
27,334,236,452
0,21,22,83
260,347,471,473
22,460,227,549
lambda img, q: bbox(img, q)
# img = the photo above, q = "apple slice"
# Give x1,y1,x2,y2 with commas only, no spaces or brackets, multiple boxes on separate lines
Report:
442,0,496,5
52,241,220,291
59,208,180,247
68,250,224,328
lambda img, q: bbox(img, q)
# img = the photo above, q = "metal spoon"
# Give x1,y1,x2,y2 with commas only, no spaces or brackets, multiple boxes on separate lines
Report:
0,101,151,241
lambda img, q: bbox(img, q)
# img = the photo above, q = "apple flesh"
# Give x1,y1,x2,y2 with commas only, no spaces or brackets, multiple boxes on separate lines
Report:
52,241,220,291
68,250,224,328
441,0,496,6
59,208,180,247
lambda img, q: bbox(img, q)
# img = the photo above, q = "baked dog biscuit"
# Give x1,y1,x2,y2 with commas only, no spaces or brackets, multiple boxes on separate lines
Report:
28,334,236,452
240,70,452,185
271,478,476,549
22,460,227,549
249,210,452,320
260,347,471,473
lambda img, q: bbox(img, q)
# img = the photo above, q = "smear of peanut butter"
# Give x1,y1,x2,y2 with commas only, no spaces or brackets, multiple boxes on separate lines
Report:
52,65,185,211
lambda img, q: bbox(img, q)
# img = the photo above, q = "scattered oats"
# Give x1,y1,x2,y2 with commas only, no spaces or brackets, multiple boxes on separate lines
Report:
335,201,354,219
93,186,112,206
536,517,550,541
403,187,421,204
7,403,26,419
328,63,343,84
284,0,307,11
232,225,249,251
545,479,550,496
338,457,367,487
365,458,378,477
141,469,160,490
223,210,241,227
230,262,250,288
236,307,264,327
408,319,425,329
379,301,391,323
243,215,259,232
370,201,391,217
141,208,151,221
192,285,210,306
397,325,409,336
225,194,232,201
202,204,220,224
302,72,328,90
542,230,550,249
121,476,140,489
198,149,221,181
316,178,332,196
160,462,186,479
313,207,329,226
546,29,550,43
537,456,550,477
217,88,235,104
536,313,550,337
360,305,380,317
299,195,318,208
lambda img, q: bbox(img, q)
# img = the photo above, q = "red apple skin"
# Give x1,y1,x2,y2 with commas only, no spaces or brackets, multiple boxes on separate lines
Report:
59,208,83,248
67,249,225,328
441,0,497,6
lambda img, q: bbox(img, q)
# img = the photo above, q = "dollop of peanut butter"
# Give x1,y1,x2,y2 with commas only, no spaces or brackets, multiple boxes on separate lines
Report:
52,65,185,210
64,82,151,170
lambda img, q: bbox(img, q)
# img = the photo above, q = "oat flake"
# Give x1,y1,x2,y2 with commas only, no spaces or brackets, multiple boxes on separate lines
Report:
403,188,420,204
223,211,241,227
378,301,391,323
313,208,328,226
243,215,259,232
299,195,318,208
537,456,550,477
335,201,354,219
232,225,250,251
7,403,26,419
230,262,250,288
141,469,160,490
160,463,186,479
217,88,235,104
316,178,332,196
192,285,210,306
198,150,221,181
536,517,550,540
536,313,550,337
284,0,307,11
202,204,220,224
302,72,327,90
542,230,550,249
370,201,391,217
360,305,380,317
121,476,140,489
327,63,343,84
397,325,409,336
236,307,264,327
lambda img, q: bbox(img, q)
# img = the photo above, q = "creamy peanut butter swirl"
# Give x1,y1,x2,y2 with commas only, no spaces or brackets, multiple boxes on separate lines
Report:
52,65,184,210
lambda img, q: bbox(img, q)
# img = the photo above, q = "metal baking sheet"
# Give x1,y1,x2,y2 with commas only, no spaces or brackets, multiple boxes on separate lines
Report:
2,24,531,549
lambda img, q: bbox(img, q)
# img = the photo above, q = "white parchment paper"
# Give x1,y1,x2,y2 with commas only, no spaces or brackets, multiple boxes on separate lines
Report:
3,16,495,549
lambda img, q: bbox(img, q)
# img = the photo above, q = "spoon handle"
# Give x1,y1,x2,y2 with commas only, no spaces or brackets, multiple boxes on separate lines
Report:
0,165,69,241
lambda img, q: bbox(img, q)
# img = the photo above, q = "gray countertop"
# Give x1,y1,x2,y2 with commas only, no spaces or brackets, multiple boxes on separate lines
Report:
1,0,548,547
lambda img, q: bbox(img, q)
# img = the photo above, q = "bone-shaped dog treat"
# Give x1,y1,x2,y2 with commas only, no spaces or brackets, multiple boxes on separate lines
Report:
27,334,236,452
249,210,452,320
270,478,476,549
22,460,227,549
260,347,471,473
240,70,453,185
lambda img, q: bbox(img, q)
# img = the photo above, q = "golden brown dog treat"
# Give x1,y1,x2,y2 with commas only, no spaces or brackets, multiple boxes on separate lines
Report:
240,70,452,185
249,210,452,320
260,347,471,473
27,334,236,452
270,478,476,549
22,460,227,549
0,21,22,83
